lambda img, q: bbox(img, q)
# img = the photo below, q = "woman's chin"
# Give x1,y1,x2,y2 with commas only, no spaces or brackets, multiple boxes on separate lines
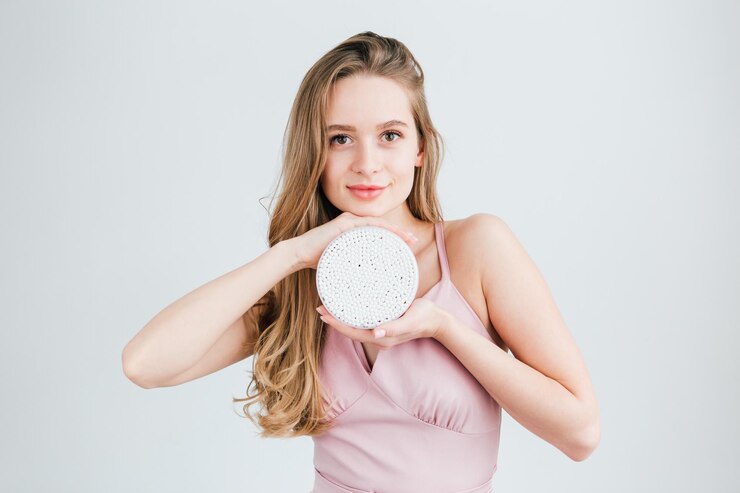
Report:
343,204,388,217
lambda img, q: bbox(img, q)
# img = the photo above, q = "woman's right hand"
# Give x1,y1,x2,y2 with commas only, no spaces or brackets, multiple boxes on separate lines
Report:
289,212,419,271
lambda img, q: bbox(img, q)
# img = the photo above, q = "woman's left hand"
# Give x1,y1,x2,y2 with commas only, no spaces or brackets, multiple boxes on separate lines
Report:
316,298,448,349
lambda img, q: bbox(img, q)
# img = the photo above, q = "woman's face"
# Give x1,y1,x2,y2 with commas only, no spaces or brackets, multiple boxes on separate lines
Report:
320,74,423,218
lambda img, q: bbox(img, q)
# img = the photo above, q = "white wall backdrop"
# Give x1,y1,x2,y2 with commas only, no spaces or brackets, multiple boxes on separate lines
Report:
1,1,737,491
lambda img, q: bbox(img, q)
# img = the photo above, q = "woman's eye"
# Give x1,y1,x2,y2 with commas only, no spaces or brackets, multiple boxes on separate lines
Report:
330,134,351,145
383,131,401,142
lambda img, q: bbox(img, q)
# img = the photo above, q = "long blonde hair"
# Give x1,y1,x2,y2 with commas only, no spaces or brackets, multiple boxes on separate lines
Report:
233,31,446,438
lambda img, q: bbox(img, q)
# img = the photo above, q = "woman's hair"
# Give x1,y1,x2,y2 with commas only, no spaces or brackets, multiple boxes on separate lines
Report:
233,31,446,438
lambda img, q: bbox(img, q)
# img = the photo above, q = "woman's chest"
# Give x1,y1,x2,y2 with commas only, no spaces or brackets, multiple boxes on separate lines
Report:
360,341,380,369
319,316,501,434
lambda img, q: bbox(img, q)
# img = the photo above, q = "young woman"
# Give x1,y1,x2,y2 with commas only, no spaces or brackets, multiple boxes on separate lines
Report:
122,31,600,493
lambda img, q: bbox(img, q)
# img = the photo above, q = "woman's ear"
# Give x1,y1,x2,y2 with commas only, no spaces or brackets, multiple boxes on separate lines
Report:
415,148,424,167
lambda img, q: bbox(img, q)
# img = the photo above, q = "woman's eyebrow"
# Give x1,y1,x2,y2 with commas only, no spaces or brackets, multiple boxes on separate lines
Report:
326,120,409,132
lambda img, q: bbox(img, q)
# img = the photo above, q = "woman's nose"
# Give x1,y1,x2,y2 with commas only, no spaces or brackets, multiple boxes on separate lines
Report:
351,141,382,174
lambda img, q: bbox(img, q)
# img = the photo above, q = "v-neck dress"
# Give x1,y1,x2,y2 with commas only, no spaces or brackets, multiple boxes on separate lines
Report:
310,221,502,493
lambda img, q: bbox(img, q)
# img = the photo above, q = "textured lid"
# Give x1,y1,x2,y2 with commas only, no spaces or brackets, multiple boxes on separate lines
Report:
316,225,419,329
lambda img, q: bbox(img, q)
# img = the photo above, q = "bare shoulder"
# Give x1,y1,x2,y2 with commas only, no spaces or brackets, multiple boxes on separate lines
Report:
450,213,527,297
441,214,510,349
443,213,511,266
446,213,509,241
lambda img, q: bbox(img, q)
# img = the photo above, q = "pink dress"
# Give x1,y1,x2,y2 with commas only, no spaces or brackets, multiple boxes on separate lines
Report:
310,221,502,493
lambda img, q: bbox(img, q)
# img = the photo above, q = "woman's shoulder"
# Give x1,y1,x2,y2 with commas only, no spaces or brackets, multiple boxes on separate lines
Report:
443,213,509,247
441,213,510,347
443,212,518,284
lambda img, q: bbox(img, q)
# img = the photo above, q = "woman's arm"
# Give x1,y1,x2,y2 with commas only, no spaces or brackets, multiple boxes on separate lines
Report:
122,239,302,389
434,213,600,461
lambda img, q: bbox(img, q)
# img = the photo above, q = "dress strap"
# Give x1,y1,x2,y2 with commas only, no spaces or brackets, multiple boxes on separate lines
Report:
434,221,451,281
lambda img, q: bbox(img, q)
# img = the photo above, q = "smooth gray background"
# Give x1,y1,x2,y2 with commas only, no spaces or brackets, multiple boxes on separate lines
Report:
1,1,738,491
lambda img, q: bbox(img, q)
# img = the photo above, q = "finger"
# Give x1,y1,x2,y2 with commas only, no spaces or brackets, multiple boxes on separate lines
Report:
374,320,398,338
385,224,417,245
368,219,417,245
318,311,375,341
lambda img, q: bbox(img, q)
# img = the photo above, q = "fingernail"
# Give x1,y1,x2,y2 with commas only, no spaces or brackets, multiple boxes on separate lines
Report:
374,329,386,338
316,306,324,315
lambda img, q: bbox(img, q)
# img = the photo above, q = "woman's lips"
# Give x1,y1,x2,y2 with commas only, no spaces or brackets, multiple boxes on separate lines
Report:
347,186,386,200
